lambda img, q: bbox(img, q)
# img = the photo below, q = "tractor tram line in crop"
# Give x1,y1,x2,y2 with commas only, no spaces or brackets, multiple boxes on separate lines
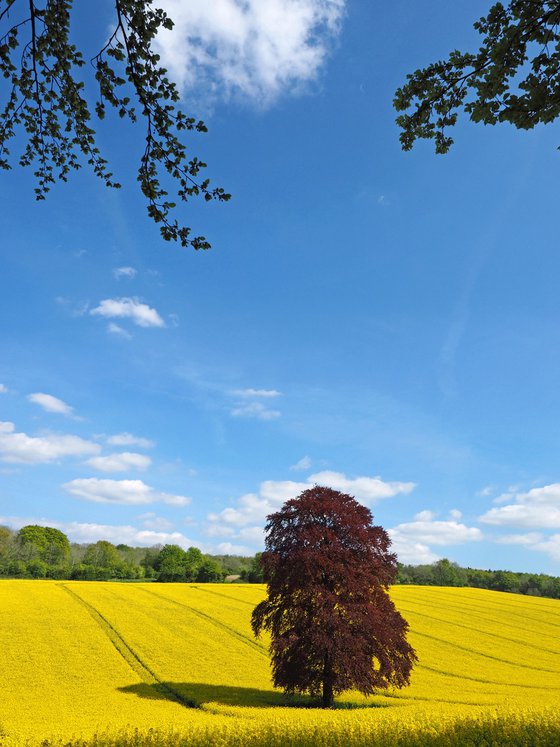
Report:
405,587,560,631
396,603,560,656
396,595,560,648
131,585,269,658
2,581,560,746
411,628,559,673
57,584,196,709
415,661,560,690
190,584,259,608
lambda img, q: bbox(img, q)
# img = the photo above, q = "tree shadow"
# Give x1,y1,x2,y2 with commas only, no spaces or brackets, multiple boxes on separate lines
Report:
117,682,392,710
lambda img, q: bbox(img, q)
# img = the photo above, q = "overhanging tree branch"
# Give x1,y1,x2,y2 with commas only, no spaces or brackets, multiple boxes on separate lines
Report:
0,0,230,249
394,0,560,153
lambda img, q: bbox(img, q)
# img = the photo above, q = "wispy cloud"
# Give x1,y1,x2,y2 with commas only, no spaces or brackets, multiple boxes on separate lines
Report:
230,387,282,420
0,384,7,393
232,388,281,398
492,530,560,562
105,432,155,449
113,266,137,279
27,392,76,418
0,421,99,464
90,298,165,328
495,532,543,546
85,452,152,473
290,455,312,471
63,478,190,506
230,401,281,420
153,0,346,106
138,512,175,531
107,322,132,340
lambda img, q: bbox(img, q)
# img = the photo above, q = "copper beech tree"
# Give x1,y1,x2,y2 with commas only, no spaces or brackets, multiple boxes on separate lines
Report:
251,486,417,708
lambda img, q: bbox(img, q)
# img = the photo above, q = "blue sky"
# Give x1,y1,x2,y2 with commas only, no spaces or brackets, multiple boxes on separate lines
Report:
1,0,560,573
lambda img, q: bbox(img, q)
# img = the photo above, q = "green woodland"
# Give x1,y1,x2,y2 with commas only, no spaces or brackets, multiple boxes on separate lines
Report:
1,523,559,598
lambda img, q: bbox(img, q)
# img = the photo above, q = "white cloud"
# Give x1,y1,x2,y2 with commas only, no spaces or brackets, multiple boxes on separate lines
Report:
489,526,560,563
389,517,483,548
0,515,195,549
389,540,440,566
232,388,281,398
388,513,484,567
113,266,137,279
206,524,236,538
90,298,165,328
0,421,100,464
238,526,265,544
495,532,543,546
306,471,415,504
449,508,463,520
0,384,7,393
138,512,175,531
290,455,312,471
85,452,152,473
230,401,281,420
482,504,560,528
532,534,560,562
216,541,255,555
153,0,346,106
476,486,494,497
63,478,190,506
27,392,74,417
479,483,560,528
106,432,154,449
108,322,132,340
207,471,415,551
415,510,436,521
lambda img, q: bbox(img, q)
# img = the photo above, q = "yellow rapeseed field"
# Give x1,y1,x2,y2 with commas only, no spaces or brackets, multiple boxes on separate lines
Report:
1,581,559,746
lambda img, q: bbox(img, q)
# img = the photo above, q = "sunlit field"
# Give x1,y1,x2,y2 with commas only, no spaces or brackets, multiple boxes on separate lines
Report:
1,581,559,746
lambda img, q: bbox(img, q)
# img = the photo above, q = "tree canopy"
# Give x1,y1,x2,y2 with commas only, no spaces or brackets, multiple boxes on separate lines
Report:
82,540,121,569
251,486,417,708
394,0,560,153
0,0,230,249
17,524,70,564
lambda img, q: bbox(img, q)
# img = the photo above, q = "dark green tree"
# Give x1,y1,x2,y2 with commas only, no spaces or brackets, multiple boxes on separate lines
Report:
0,525,15,564
27,558,48,578
432,558,466,587
154,543,189,581
196,557,222,582
184,546,204,581
140,545,160,578
0,0,230,249
242,552,264,583
394,1,560,153
82,540,121,569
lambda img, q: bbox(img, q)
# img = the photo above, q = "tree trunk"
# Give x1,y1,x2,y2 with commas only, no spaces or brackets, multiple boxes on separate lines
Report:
322,653,334,708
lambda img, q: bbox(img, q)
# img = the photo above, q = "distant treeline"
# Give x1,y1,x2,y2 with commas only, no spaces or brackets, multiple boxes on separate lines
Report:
0,525,256,583
1,525,559,598
397,558,560,599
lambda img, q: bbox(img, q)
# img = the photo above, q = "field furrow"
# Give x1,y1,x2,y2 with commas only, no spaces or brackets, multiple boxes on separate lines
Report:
2,581,559,746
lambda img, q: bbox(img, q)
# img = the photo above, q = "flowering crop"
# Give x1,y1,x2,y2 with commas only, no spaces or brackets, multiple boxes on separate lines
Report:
0,581,558,746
